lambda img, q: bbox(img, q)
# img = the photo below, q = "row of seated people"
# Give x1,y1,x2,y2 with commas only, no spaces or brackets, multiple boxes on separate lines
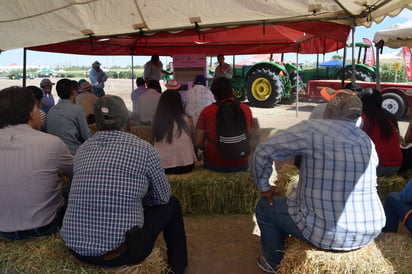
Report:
131,76,253,174
29,78,95,155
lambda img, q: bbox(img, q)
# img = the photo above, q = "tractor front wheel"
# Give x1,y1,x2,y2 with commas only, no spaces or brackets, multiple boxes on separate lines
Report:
382,92,406,119
246,69,283,107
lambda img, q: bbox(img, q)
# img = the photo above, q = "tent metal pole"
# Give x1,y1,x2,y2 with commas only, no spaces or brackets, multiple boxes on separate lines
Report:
375,42,381,90
351,22,355,86
296,48,299,117
341,42,347,88
23,48,27,87
131,55,135,91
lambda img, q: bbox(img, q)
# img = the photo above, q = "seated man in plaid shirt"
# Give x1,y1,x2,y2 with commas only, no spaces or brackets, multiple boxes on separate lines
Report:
61,95,187,274
252,88,386,273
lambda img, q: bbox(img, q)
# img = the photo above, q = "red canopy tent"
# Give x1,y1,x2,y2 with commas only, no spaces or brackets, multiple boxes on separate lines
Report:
28,21,350,56
235,55,280,66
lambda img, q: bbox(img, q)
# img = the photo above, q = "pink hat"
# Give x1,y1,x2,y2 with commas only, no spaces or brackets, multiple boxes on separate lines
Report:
79,81,92,93
165,79,181,90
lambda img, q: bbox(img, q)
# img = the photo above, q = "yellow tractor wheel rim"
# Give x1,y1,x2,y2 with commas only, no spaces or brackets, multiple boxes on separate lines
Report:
251,77,271,101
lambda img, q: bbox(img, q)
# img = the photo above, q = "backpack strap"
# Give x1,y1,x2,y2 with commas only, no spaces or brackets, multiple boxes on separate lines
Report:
208,99,233,145
208,99,248,145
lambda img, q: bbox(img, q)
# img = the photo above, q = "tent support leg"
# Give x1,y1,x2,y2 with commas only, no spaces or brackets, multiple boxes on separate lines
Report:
351,22,356,86
131,55,135,92
23,48,27,87
295,48,299,117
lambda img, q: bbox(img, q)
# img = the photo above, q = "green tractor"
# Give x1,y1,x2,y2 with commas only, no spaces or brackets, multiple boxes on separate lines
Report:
220,42,376,108
231,60,304,107
293,42,376,83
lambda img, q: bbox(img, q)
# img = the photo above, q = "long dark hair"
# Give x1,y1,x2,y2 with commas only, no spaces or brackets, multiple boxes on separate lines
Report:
361,89,398,140
148,80,162,93
153,90,190,143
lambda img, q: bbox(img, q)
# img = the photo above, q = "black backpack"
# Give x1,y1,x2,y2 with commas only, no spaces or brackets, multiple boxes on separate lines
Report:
210,100,250,160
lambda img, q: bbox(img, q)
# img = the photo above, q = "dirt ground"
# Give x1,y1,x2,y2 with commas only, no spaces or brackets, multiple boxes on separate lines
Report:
1,78,410,274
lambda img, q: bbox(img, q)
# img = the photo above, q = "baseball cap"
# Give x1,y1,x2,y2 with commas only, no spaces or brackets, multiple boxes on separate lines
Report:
40,78,54,87
321,88,362,121
78,78,87,85
92,60,101,66
94,95,129,130
194,75,206,85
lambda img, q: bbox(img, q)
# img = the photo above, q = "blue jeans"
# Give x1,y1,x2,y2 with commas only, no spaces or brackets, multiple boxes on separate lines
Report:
204,159,248,172
377,165,400,177
0,206,66,240
255,196,305,269
92,87,105,97
382,192,412,233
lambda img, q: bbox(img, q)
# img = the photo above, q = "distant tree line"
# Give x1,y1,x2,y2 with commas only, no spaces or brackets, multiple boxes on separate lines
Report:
2,63,410,83
2,66,145,80
380,63,408,82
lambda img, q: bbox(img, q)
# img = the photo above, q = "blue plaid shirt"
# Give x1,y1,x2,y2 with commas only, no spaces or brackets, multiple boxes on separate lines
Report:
61,130,170,256
252,119,385,251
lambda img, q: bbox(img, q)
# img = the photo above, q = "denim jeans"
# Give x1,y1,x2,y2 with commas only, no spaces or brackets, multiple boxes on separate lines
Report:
377,165,400,177
0,206,66,240
382,192,412,233
92,87,105,97
204,159,248,172
165,163,195,174
255,196,305,269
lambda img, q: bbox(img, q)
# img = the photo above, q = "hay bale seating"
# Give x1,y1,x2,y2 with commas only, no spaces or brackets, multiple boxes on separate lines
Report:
129,125,154,145
130,124,275,216
87,123,268,215
277,233,412,274
275,164,412,274
167,166,259,215
0,233,168,274
276,163,411,202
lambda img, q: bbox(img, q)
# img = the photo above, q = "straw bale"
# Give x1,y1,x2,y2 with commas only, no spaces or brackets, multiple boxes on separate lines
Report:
277,236,395,274
248,117,277,161
249,119,277,152
167,166,258,215
399,169,412,180
377,175,407,201
89,123,98,134
0,233,168,273
129,125,153,144
274,164,300,196
272,163,410,202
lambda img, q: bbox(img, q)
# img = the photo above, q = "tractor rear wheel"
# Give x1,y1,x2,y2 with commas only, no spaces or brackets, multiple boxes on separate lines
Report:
246,69,283,107
337,69,374,82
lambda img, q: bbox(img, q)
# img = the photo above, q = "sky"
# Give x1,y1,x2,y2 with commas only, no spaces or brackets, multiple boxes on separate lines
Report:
0,9,411,69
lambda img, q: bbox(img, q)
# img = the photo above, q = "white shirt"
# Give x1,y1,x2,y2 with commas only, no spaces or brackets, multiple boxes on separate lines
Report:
137,89,161,123
185,84,215,124
0,124,73,231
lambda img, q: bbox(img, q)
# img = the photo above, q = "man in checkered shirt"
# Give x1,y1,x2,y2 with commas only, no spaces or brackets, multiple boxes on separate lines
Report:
252,88,386,273
61,95,187,274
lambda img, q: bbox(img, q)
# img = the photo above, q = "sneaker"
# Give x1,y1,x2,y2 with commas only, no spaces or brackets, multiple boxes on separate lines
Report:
256,255,277,273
